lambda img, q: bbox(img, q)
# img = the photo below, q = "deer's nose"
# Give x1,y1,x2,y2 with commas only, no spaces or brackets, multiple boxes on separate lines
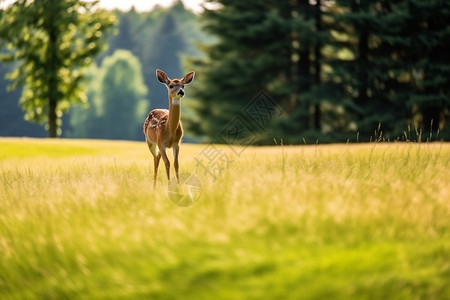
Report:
177,89,185,97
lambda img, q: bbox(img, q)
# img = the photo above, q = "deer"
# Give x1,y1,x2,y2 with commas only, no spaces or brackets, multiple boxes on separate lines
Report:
143,69,195,187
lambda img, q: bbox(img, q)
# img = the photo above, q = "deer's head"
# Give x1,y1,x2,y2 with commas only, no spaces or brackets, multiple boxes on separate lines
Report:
156,69,195,104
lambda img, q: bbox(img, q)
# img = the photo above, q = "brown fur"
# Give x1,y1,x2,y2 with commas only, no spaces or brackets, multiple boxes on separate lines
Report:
143,69,195,186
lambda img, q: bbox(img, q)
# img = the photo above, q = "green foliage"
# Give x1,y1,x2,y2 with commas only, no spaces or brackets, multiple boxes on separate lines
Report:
66,65,101,138
185,0,297,142
0,2,214,139
186,0,450,143
68,50,148,140
99,50,148,139
64,1,209,140
0,62,47,136
185,0,350,143
2,0,449,142
328,0,450,139
0,0,116,137
383,0,450,133
1,139,450,298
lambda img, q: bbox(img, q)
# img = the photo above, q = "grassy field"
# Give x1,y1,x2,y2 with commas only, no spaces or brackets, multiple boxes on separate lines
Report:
0,138,449,299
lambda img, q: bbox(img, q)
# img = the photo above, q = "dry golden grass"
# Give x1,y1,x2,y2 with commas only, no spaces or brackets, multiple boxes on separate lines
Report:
1,138,449,299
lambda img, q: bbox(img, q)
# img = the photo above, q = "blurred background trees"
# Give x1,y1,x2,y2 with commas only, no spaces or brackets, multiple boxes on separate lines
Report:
0,0,116,137
67,50,148,140
0,0,449,142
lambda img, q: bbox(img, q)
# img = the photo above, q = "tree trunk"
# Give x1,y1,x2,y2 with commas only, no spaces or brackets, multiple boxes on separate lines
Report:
357,30,369,109
295,0,312,129
313,0,322,130
421,106,440,134
47,12,58,138
48,96,57,138
351,0,371,137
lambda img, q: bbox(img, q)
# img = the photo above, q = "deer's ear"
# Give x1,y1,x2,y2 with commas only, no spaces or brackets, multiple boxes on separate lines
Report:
156,69,170,85
182,71,195,85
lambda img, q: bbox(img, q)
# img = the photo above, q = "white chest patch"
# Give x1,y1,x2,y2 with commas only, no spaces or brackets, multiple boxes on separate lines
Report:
172,98,181,105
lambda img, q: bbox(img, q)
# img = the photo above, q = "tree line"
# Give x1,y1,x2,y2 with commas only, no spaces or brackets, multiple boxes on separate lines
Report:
1,0,449,143
186,0,450,143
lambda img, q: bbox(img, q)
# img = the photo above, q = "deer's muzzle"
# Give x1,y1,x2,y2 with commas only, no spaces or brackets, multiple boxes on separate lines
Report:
177,89,185,97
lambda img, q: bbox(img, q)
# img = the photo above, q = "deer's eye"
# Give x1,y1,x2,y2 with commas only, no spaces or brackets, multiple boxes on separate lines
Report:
169,85,174,89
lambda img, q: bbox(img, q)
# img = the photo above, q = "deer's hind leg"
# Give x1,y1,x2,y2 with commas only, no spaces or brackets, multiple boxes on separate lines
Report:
159,143,171,182
173,144,180,183
147,139,161,187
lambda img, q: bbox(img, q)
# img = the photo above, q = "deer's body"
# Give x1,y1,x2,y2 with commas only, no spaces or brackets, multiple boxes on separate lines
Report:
143,109,183,150
143,69,195,186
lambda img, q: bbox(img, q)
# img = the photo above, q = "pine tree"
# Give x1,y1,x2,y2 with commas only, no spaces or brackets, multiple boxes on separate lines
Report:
327,0,397,140
186,0,323,143
100,9,140,60
390,0,450,137
330,0,450,140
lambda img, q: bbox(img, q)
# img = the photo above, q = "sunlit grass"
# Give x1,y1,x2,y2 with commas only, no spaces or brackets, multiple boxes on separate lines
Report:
0,138,449,299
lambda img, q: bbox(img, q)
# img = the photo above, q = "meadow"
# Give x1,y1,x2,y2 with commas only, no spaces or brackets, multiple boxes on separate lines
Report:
0,138,449,299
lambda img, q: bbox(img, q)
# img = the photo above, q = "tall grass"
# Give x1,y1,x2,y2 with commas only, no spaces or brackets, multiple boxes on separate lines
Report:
0,138,449,299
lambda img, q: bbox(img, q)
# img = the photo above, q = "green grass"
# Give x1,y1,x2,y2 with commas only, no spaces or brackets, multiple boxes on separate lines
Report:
1,138,449,299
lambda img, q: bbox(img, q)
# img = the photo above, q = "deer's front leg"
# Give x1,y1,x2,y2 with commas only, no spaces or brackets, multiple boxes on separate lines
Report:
173,144,180,183
160,144,171,181
153,152,161,187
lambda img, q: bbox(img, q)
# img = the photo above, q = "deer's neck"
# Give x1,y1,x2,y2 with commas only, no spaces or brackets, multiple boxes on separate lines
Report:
167,95,181,138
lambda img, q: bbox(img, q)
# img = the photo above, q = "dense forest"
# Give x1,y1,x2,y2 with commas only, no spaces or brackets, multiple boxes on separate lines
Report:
186,0,450,143
0,0,449,143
